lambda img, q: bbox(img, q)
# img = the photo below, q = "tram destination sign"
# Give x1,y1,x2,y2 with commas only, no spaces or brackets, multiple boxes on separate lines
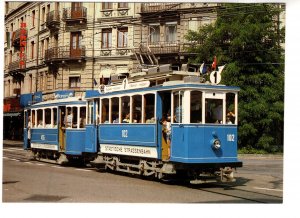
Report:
100,144,158,158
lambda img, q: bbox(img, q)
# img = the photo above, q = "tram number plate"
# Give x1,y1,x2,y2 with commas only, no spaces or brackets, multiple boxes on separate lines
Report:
122,130,128,138
227,134,235,142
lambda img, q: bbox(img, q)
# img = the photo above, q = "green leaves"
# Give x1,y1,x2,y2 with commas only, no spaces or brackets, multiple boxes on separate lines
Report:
186,3,285,153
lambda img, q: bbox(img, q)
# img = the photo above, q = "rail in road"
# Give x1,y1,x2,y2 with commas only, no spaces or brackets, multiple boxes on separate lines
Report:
3,145,283,203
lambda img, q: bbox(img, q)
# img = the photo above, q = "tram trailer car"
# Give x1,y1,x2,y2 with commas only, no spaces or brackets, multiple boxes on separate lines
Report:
23,97,90,164
86,78,242,183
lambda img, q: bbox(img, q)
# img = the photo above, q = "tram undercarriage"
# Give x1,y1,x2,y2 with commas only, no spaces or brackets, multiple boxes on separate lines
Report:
91,154,239,183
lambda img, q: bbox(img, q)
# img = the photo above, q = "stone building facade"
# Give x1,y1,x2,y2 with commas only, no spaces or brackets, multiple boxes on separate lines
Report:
2,2,224,139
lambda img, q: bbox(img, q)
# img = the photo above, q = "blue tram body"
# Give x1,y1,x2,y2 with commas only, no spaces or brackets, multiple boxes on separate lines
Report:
86,77,242,183
23,97,88,164
23,71,242,183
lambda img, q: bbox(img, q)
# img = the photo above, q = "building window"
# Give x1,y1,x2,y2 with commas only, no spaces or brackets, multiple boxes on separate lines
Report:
150,25,160,44
69,76,80,88
41,40,44,58
32,10,35,27
102,29,112,48
117,27,128,48
71,32,82,49
42,7,45,23
29,74,33,93
165,24,177,43
9,51,12,64
39,72,44,91
31,41,35,59
45,38,49,51
102,2,112,10
47,4,50,14
118,3,128,8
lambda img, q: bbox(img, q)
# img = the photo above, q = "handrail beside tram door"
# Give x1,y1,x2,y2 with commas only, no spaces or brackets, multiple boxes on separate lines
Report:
59,106,66,152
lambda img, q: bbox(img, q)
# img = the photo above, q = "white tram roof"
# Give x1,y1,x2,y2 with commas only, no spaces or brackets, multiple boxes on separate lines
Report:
26,97,86,109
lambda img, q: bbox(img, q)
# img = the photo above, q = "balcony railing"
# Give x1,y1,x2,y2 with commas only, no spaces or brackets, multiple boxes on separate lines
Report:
62,7,87,21
8,59,26,72
46,10,60,29
135,41,194,55
141,3,180,13
45,46,86,62
12,28,27,47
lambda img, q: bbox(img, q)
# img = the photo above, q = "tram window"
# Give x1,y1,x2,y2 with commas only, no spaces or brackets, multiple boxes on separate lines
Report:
65,107,73,128
80,107,86,128
37,109,43,128
132,95,142,123
205,99,223,124
45,108,51,128
111,97,120,123
121,96,130,123
173,91,183,123
226,93,236,124
190,91,202,123
53,108,57,128
144,94,155,123
72,107,78,128
87,102,93,125
101,98,109,123
31,110,36,127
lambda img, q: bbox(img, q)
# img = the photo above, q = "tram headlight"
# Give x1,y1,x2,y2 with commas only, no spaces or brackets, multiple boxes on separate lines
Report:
211,139,221,150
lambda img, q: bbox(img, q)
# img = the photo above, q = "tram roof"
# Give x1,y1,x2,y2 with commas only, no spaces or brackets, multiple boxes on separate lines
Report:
86,81,240,99
25,97,86,109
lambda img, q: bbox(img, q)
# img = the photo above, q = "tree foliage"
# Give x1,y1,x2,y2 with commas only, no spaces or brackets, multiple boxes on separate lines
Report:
185,4,285,152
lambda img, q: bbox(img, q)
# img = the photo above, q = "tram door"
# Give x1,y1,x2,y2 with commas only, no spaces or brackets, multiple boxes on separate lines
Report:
59,106,66,151
159,92,171,160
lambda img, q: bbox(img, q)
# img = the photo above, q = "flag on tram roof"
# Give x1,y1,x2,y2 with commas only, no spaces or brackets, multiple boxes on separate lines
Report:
211,56,217,70
199,62,207,74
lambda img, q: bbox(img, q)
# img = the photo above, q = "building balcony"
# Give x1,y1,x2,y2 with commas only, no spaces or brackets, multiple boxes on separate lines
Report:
12,28,27,48
140,3,180,13
8,58,26,73
135,41,191,55
62,7,87,23
46,10,60,30
45,46,86,63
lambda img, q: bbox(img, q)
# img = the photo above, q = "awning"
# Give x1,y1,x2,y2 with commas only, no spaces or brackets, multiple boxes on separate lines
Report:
3,112,21,117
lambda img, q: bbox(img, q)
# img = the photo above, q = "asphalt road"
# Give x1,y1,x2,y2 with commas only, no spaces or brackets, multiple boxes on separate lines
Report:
2,142,283,203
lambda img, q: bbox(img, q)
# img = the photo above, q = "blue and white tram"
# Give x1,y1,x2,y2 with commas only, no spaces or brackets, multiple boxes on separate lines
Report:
23,97,87,164
87,76,242,183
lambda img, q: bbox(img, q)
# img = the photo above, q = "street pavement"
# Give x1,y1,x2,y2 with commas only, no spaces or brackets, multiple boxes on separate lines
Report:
2,140,283,203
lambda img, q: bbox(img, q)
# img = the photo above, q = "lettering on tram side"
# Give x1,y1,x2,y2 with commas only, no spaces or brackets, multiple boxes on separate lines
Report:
101,144,158,158
31,143,58,150
227,134,235,142
121,130,128,138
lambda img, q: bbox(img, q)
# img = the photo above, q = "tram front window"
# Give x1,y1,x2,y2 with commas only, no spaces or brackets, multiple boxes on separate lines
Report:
205,99,223,124
190,91,202,123
226,93,236,124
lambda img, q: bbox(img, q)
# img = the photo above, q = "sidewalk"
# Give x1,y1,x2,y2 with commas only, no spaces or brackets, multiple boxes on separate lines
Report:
2,140,23,147
238,153,283,160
